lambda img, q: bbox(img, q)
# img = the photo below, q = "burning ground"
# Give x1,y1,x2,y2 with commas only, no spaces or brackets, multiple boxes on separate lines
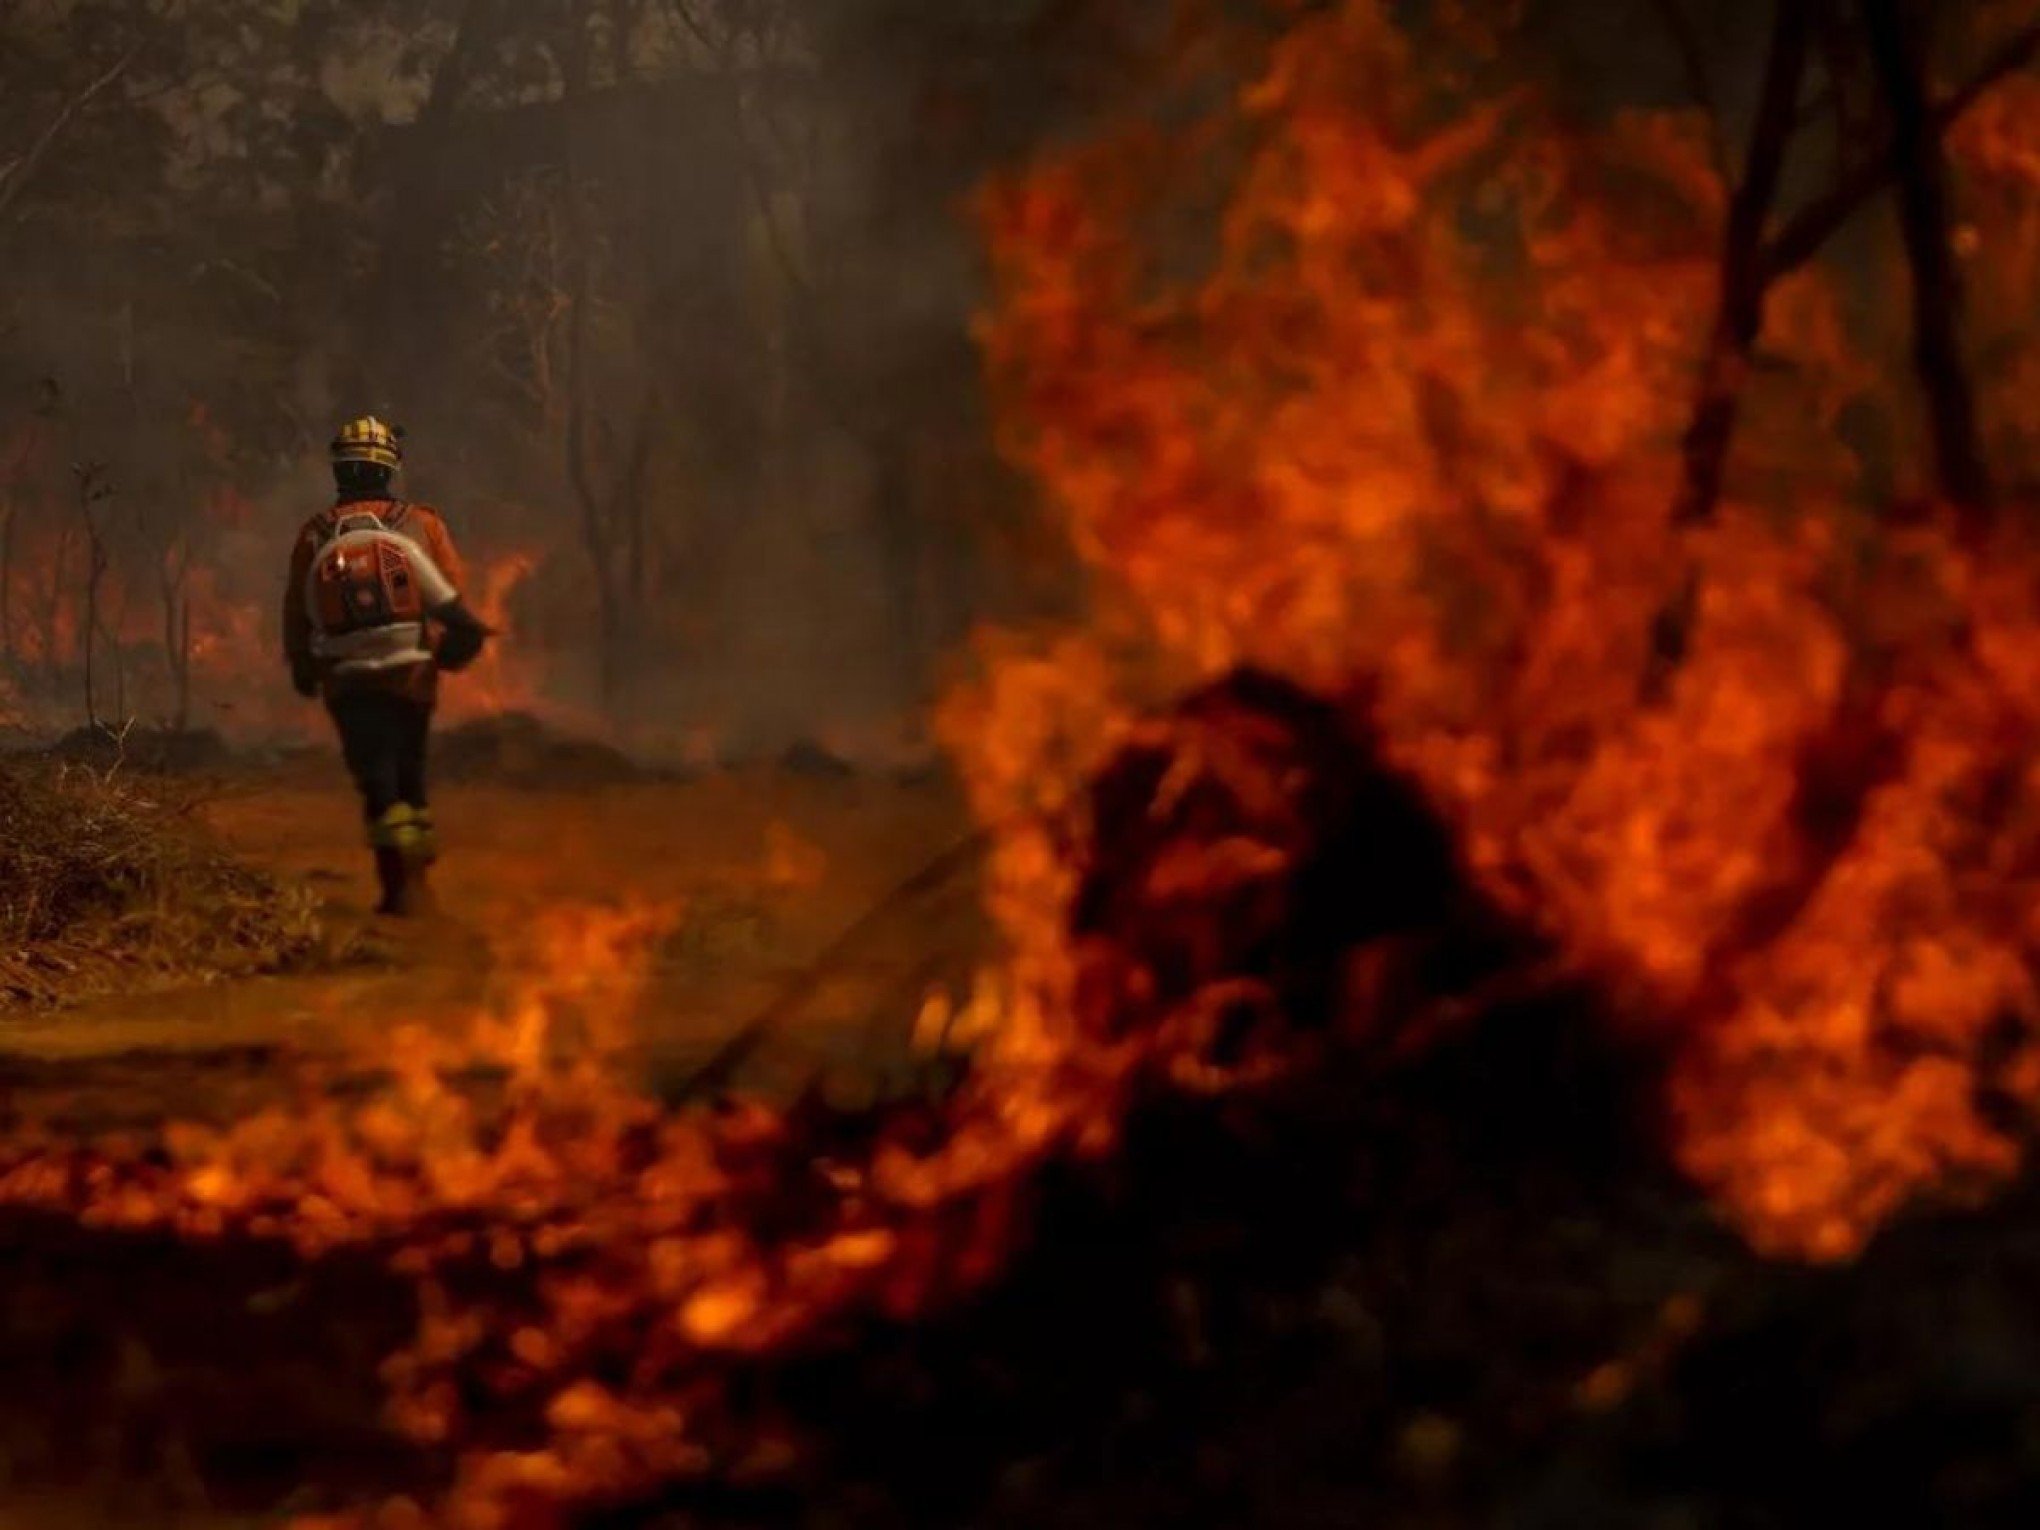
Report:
5,1,2040,1527
3,681,2040,1530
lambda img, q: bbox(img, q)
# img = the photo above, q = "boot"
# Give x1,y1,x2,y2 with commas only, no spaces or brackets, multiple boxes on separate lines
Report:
402,807,438,914
401,853,437,916
411,809,439,867
373,845,413,917
369,804,420,916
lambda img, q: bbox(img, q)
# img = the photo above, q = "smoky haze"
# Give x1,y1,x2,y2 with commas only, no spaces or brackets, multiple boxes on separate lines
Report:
0,0,1163,762
0,0,1878,761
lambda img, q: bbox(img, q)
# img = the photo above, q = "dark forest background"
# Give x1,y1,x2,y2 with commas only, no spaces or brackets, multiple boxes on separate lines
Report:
0,0,1989,757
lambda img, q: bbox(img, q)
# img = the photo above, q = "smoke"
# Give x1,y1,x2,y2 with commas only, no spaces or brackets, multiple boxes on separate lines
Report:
0,0,1170,759
1,0,1946,760
320,0,1178,761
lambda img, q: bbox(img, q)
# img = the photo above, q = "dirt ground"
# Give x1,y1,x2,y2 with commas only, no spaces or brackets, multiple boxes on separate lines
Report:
0,757,986,1136
0,754,991,1527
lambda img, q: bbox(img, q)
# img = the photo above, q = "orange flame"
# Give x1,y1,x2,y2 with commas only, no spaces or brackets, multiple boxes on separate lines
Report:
964,0,2040,1260
0,881,1175,1524
4,8,2040,1525
438,548,542,725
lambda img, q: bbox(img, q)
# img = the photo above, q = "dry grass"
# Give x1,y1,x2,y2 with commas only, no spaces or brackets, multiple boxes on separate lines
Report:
0,761,350,1007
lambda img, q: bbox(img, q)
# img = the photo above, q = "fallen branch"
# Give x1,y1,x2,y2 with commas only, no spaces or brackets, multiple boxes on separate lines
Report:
667,830,991,1103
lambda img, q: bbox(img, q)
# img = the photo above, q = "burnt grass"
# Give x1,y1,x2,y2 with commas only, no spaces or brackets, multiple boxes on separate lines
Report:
4,674,2040,1525
0,759,346,1006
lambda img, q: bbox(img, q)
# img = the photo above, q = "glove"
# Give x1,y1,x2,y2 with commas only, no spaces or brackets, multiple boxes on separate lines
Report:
432,600,493,674
290,656,319,698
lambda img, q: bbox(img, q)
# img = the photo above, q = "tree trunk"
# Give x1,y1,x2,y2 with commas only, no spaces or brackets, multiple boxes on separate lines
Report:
356,0,515,401
176,596,191,733
73,464,110,729
161,542,191,733
870,435,931,708
582,552,629,716
106,572,125,725
1673,0,1811,529
82,544,104,729
555,3,621,717
41,527,69,698
1860,0,1994,527
1643,0,1812,703
0,502,15,669
81,547,99,728
1763,18,2040,281
110,629,125,725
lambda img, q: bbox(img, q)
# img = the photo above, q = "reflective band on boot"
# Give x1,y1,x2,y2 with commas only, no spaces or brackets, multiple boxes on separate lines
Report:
368,803,421,851
407,809,439,868
373,845,410,916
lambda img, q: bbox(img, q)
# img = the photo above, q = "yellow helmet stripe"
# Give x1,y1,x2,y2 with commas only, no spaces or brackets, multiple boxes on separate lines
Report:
331,417,403,468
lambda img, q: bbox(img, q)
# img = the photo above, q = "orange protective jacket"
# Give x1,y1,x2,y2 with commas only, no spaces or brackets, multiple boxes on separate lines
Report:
283,499,467,706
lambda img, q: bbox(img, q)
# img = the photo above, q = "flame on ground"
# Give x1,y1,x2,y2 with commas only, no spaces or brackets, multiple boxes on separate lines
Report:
0,867,1233,1525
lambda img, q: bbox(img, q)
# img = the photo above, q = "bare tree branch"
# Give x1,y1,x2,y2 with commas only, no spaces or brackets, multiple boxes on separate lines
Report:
1672,0,1811,529
1646,0,1732,181
0,45,140,228
1645,7,2037,704
1860,0,1993,519
1764,17,2040,280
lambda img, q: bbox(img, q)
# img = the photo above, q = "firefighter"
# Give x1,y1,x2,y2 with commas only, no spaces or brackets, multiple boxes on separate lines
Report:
282,416,489,916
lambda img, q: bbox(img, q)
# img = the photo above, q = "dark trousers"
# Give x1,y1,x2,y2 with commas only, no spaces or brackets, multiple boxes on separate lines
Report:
326,688,432,825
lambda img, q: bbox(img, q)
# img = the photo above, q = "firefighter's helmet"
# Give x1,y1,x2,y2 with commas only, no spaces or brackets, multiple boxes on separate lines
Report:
330,415,404,472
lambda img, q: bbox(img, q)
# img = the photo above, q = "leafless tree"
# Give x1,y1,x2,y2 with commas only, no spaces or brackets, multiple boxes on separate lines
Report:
1667,2,2040,533
1672,1,1811,531
1860,0,1992,524
1647,0,2040,694
0,46,138,231
71,460,112,728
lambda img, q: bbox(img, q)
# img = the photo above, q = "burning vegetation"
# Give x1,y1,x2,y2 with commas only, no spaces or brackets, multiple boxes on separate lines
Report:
3,0,2040,1526
967,0,2040,1261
